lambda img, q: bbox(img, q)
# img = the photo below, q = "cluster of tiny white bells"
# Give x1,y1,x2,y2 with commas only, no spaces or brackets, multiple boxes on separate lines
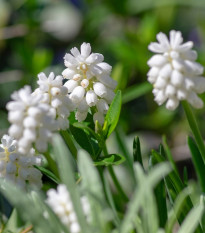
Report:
62,42,117,124
4,42,116,188
6,42,116,156
0,135,42,189
46,184,90,233
147,30,205,110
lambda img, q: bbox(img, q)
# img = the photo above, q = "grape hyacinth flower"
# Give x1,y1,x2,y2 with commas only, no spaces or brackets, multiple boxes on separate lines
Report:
7,86,57,154
0,135,42,189
147,30,205,110
46,184,90,233
34,72,75,130
62,42,117,125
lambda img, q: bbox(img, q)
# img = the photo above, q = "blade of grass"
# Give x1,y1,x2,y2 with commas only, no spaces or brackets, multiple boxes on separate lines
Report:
187,136,205,193
182,101,205,163
52,135,89,233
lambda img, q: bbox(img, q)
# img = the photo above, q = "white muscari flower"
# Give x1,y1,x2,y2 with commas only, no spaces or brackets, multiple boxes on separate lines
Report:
46,184,90,233
147,30,205,110
0,135,42,189
7,85,56,154
62,42,117,124
35,72,75,130
93,112,105,126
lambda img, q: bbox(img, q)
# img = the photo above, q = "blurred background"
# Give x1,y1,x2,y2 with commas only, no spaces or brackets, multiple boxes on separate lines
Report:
1,0,205,175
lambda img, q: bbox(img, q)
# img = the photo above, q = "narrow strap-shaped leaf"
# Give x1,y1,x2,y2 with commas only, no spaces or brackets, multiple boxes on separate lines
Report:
162,135,179,176
34,165,60,184
52,135,89,233
121,162,171,233
151,150,203,233
60,130,77,159
0,180,69,233
133,136,143,167
187,136,205,193
3,209,24,233
103,90,122,138
165,186,193,233
177,200,204,233
182,101,205,163
149,156,167,228
103,173,121,227
114,128,136,183
78,149,110,233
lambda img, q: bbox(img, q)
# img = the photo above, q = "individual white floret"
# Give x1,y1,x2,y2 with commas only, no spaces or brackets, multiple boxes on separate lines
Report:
35,72,75,130
62,42,117,124
93,112,105,125
7,86,56,154
147,30,205,110
46,184,90,233
0,135,43,189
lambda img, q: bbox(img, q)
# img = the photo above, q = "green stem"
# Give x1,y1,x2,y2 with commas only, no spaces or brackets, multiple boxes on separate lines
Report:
102,142,129,202
182,101,205,163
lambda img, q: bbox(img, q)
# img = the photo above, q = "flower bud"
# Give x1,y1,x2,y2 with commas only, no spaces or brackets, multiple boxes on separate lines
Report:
9,124,23,138
93,112,104,126
96,99,109,114
86,90,97,107
75,111,87,122
23,117,37,128
81,79,89,88
51,87,61,96
64,80,78,93
70,86,85,103
93,82,107,98
77,98,89,112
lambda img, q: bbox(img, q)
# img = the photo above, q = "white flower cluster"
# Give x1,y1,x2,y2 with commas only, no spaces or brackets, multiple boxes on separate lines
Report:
148,30,205,110
62,42,117,125
5,42,116,168
7,86,57,154
46,184,90,233
0,135,42,189
34,72,75,130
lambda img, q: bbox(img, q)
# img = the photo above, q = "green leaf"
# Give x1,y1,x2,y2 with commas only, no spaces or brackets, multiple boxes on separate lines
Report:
60,130,77,159
122,82,152,104
120,162,171,233
52,135,89,233
3,209,24,233
177,200,204,233
0,180,68,233
103,90,122,138
149,156,167,228
73,122,100,141
115,128,135,182
94,154,125,166
102,173,121,227
187,136,205,193
151,150,203,233
78,150,108,232
78,150,105,202
162,135,179,176
166,186,193,233
70,125,99,158
35,166,60,184
133,136,143,166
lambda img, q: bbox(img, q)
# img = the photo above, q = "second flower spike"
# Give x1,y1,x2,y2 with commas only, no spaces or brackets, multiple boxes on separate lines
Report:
147,30,205,110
